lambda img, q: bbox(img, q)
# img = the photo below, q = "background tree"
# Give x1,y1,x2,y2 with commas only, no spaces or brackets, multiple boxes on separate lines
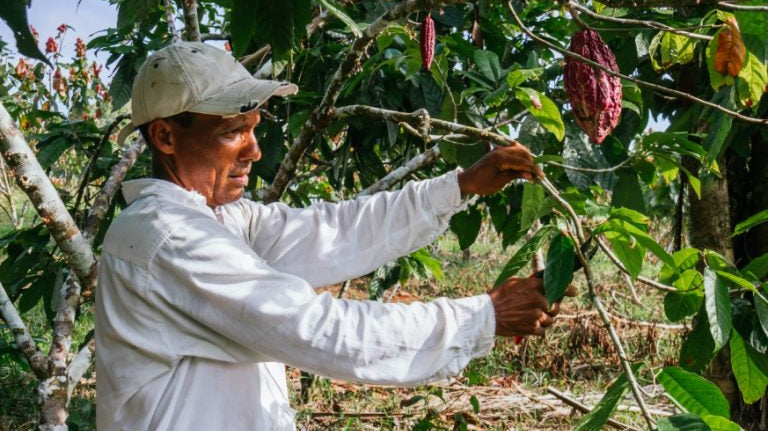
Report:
1,0,767,429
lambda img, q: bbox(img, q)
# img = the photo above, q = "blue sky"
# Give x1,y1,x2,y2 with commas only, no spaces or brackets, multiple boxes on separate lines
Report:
0,0,117,67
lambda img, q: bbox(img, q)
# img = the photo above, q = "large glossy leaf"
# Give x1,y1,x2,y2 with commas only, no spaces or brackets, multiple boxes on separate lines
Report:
494,226,554,286
755,288,768,338
657,366,731,419
450,206,483,251
0,0,50,65
519,182,546,233
729,330,768,404
544,232,575,305
231,0,312,57
515,87,565,142
701,415,743,431
657,414,711,431
735,1,768,64
595,218,675,268
573,364,641,431
733,209,768,237
665,270,704,322
704,268,733,350
680,316,717,373
660,248,701,284
742,253,768,280
604,231,644,280
612,170,647,214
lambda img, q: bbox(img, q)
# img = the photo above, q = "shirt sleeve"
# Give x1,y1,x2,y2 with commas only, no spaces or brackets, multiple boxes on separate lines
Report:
150,219,496,386
236,170,468,287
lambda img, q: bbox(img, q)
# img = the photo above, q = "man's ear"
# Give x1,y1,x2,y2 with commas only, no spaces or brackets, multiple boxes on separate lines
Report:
147,119,175,155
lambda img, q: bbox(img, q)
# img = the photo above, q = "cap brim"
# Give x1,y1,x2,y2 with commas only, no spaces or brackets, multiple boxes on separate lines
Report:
187,78,299,117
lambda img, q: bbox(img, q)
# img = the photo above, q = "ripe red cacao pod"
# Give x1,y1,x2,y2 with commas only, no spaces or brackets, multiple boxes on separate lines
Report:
564,29,622,144
420,13,435,71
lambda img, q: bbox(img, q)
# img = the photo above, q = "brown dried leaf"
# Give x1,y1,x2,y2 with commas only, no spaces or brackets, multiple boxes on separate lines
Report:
714,17,746,78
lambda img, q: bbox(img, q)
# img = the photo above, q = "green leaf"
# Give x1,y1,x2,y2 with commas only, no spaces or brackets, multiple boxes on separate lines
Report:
701,415,743,431
755,289,768,338
450,206,483,251
612,170,646,213
597,218,675,268
117,0,157,29
318,0,362,38
665,270,705,321
515,87,565,142
660,248,701,284
110,52,144,111
735,3,768,64
743,253,768,280
544,232,575,305
232,0,312,57
735,51,768,108
657,414,712,431
469,395,480,414
657,366,731,419
609,207,650,227
703,87,736,161
605,231,644,280
650,31,697,71
494,226,554,286
704,268,733,351
680,316,717,373
0,0,50,65
733,209,768,237
573,364,642,431
519,182,546,233
474,50,502,83
729,329,768,404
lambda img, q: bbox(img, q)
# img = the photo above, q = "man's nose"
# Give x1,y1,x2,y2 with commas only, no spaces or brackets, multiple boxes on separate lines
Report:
241,130,261,162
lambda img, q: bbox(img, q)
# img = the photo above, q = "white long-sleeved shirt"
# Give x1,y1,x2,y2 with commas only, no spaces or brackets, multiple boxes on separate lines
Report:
95,171,496,430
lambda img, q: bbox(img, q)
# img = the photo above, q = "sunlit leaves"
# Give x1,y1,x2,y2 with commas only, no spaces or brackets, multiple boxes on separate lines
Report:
515,87,565,141
704,268,733,351
543,232,575,305
729,330,768,404
657,366,731,419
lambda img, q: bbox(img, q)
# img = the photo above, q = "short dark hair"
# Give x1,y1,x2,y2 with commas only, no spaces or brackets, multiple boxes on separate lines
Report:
138,111,196,145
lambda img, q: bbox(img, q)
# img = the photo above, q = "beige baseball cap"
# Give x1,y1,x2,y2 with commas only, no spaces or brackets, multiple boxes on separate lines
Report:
130,41,298,127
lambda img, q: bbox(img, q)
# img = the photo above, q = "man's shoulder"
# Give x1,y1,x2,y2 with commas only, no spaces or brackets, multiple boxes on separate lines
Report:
102,196,218,266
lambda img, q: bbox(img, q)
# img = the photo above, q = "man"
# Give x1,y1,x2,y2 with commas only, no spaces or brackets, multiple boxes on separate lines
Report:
96,42,566,430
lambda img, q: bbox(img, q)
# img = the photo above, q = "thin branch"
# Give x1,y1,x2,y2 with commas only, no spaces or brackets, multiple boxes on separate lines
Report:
718,2,768,10
546,386,640,431
261,0,469,203
83,136,147,241
597,0,724,6
538,176,656,429
0,102,97,293
67,337,95,399
334,105,519,147
507,3,768,126
0,281,49,379
569,2,713,41
181,0,201,42
163,0,181,43
201,33,228,41
544,157,634,173
596,235,679,293
73,114,130,224
357,145,442,197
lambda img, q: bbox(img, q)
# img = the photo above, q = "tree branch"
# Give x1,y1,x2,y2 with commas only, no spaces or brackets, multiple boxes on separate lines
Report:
181,0,201,42
260,0,469,203
357,145,442,197
596,235,679,292
335,105,519,146
0,281,49,379
163,0,181,43
83,136,147,241
569,2,713,41
546,386,640,430
507,3,768,126
67,337,94,399
718,2,768,10
538,176,656,429
0,103,97,293
597,0,728,6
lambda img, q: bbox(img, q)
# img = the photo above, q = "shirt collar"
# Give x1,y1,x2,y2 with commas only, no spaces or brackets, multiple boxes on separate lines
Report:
122,178,211,211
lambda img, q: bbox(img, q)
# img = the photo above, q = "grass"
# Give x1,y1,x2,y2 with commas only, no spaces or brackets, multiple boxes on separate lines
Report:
0,226,683,430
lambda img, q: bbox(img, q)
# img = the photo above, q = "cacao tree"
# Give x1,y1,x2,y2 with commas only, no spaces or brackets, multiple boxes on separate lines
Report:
1,0,768,429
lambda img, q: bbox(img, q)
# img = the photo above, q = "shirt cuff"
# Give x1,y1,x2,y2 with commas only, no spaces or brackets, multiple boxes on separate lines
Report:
425,169,470,215
451,294,496,359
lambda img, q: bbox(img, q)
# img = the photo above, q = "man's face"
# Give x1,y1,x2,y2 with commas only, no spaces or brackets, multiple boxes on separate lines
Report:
158,110,262,207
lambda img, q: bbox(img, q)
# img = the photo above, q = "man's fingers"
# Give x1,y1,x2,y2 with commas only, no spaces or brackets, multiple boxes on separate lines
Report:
539,312,554,328
547,302,561,317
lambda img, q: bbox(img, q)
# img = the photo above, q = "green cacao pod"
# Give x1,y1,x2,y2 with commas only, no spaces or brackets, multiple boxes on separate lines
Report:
564,29,623,144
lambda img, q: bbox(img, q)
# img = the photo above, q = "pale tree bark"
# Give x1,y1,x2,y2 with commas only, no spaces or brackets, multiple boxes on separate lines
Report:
0,280,49,379
182,0,201,42
260,0,469,203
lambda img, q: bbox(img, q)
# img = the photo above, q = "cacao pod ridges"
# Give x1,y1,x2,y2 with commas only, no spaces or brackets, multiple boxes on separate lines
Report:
564,29,623,144
420,13,435,71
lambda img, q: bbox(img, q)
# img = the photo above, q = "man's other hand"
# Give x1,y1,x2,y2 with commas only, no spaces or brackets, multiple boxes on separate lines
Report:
457,143,541,197
488,277,576,337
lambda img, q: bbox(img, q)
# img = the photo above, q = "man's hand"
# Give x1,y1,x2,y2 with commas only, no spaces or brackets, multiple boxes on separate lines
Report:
457,143,542,198
488,277,577,337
